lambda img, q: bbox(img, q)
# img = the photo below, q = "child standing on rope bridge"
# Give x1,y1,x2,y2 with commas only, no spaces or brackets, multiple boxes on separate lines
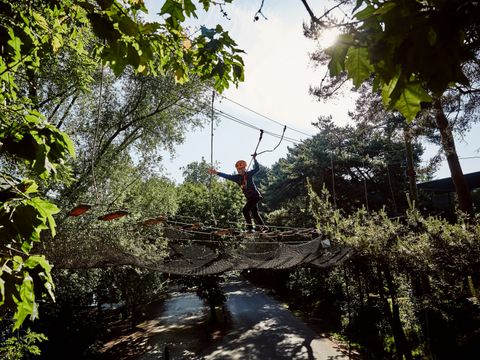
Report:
208,155,269,233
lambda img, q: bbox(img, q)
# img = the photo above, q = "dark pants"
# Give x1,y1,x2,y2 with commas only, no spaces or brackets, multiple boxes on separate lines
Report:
242,195,265,229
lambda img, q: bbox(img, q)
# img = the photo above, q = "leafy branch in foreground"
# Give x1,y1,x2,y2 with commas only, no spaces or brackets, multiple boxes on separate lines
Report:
307,0,479,121
1,0,245,331
304,0,478,213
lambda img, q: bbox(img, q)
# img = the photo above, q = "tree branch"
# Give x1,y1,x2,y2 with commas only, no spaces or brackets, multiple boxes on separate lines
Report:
300,0,321,24
55,94,79,129
48,90,78,124
254,0,268,21
39,84,77,108
301,0,351,26
96,95,187,163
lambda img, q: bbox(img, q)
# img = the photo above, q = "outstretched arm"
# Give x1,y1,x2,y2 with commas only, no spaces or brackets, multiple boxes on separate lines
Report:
209,168,238,182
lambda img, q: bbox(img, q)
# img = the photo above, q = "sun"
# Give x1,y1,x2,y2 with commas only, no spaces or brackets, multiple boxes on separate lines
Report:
319,27,341,49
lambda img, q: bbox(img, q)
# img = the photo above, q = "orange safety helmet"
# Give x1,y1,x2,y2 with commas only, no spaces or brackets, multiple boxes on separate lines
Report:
235,160,247,169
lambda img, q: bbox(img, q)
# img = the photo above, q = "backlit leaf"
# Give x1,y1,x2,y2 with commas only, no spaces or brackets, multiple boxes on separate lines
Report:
345,47,373,87
374,2,396,16
392,81,431,122
326,35,352,76
381,72,400,106
29,197,59,237
354,5,375,21
13,274,35,330
52,35,62,53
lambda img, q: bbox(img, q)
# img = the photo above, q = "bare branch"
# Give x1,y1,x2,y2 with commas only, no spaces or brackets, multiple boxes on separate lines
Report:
39,84,76,108
254,0,268,22
300,0,321,24
48,91,78,125
317,0,351,23
301,0,351,26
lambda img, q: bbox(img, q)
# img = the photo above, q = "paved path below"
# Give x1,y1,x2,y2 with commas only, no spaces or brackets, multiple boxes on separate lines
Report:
196,276,351,360
105,275,354,359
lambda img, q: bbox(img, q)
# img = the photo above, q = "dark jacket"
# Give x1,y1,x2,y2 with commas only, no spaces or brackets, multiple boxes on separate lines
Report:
217,159,261,199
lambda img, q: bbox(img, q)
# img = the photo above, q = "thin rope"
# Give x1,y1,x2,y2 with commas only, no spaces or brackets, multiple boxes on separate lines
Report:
213,108,300,144
162,220,316,236
90,59,105,204
175,100,301,144
160,237,314,245
330,151,337,208
60,215,320,239
223,219,314,231
209,90,217,225
247,129,264,171
63,207,318,232
60,221,320,244
197,83,313,138
458,156,480,160
386,164,398,214
362,157,369,212
219,95,312,137
170,214,315,231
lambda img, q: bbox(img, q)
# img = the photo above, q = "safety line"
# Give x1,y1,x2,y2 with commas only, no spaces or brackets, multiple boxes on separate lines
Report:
174,101,302,144
197,83,313,138
215,109,301,143
219,94,313,137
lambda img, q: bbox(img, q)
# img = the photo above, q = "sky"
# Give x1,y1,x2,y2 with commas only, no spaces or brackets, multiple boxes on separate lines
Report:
145,0,480,183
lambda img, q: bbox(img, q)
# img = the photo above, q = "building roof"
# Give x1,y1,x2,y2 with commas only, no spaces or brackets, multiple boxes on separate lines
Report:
417,171,480,193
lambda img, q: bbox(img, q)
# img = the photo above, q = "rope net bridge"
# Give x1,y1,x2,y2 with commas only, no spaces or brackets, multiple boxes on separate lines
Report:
50,214,352,275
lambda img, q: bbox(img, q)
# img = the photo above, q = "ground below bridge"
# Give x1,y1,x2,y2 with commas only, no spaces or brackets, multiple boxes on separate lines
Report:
101,274,355,359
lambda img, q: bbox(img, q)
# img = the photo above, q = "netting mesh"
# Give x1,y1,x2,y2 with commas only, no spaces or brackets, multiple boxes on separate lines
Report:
48,219,351,275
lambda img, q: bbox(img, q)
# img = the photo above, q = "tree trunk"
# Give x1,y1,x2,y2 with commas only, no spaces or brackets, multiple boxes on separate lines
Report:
377,265,413,360
356,265,365,306
411,272,459,359
209,302,217,323
410,273,433,358
27,67,38,109
403,124,418,205
433,99,473,215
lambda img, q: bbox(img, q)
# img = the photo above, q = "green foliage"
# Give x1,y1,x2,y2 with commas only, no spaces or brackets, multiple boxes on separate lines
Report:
177,178,244,226
181,158,215,186
267,196,315,228
80,0,243,88
0,176,58,329
0,112,75,179
54,65,212,207
1,0,245,332
0,329,48,360
31,267,168,358
298,184,480,357
321,0,479,120
265,118,419,214
177,159,246,225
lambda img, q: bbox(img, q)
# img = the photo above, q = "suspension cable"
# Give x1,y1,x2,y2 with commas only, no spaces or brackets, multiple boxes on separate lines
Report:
209,90,217,225
91,58,105,204
330,151,337,208
247,129,264,171
217,93,313,137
